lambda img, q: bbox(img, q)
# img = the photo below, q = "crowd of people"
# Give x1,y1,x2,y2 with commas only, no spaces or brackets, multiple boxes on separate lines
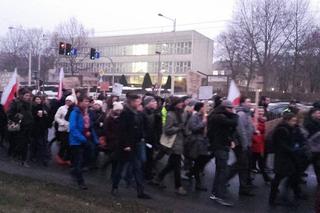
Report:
0,87,320,209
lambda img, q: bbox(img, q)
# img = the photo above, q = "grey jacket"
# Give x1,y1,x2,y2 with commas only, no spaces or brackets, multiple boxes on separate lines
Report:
236,105,255,149
164,111,185,155
188,112,209,158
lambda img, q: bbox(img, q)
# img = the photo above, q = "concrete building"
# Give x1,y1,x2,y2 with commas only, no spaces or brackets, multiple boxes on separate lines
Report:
59,30,213,93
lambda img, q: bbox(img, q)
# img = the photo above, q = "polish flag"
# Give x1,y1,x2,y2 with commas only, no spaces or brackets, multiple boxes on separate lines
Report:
57,68,64,100
1,70,18,111
227,80,241,106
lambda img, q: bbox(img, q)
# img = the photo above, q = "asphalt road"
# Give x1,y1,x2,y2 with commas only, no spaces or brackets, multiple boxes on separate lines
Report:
0,129,316,213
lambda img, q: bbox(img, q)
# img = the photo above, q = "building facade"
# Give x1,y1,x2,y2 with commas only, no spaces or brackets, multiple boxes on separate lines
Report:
59,30,213,92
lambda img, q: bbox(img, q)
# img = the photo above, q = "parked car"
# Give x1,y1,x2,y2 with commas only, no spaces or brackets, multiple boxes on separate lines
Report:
267,102,312,120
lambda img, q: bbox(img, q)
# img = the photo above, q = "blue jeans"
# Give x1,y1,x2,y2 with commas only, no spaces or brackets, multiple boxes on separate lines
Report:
70,145,85,185
212,150,229,198
112,156,144,195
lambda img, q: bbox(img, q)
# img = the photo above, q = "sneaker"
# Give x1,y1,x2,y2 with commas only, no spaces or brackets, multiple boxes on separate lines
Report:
175,187,187,196
137,193,152,199
210,194,234,207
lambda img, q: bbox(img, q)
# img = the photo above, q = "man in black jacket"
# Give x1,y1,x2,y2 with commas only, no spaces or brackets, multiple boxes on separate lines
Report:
142,95,158,181
208,100,238,207
111,94,151,199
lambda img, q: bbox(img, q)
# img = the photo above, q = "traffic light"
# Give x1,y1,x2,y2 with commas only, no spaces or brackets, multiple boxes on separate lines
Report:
90,48,96,60
59,42,65,55
65,43,72,56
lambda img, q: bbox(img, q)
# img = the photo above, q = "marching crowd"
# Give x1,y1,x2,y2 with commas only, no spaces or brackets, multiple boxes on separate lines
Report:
1,87,320,208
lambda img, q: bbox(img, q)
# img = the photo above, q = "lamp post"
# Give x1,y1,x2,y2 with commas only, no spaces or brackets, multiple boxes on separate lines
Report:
158,13,176,32
155,51,161,95
158,13,176,94
8,26,32,87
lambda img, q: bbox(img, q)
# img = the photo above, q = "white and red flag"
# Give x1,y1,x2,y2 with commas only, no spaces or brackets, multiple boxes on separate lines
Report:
1,70,19,111
57,68,64,100
227,80,241,106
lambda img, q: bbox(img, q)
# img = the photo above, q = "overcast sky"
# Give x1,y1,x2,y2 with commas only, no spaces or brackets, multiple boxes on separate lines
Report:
1,0,320,39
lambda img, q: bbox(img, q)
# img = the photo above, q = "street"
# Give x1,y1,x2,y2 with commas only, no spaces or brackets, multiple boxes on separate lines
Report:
0,131,316,213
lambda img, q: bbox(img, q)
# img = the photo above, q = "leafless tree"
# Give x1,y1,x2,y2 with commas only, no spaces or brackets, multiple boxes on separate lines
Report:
51,17,93,76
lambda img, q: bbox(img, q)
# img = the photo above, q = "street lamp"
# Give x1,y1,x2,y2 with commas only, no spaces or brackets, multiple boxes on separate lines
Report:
8,26,32,86
155,51,162,95
158,13,176,32
158,13,176,94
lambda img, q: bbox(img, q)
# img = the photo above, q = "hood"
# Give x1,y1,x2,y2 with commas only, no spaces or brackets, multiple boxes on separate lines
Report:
212,105,233,116
235,105,251,114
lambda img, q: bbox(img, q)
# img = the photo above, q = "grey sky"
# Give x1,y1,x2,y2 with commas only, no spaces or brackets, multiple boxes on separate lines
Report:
1,0,320,39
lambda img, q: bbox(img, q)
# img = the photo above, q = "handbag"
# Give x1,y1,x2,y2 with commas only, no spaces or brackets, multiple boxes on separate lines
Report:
160,133,177,149
7,119,21,132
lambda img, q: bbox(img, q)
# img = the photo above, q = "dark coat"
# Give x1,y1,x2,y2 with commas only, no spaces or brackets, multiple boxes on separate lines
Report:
91,109,106,137
104,112,121,152
207,106,238,152
118,105,144,160
187,112,209,159
0,104,7,129
32,103,51,136
273,122,300,176
7,99,34,130
143,108,161,147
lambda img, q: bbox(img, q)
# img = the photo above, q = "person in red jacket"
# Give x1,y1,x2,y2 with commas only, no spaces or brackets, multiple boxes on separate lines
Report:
251,108,271,184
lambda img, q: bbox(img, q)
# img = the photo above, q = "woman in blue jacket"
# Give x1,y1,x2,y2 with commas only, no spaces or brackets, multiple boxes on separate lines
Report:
69,95,98,190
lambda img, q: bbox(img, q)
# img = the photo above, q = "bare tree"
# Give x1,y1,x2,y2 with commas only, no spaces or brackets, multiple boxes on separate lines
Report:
286,0,313,93
235,0,294,91
51,17,93,76
0,27,52,79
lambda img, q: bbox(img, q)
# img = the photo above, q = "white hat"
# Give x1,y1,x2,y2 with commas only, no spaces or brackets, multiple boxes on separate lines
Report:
65,95,75,103
113,102,123,111
94,100,103,107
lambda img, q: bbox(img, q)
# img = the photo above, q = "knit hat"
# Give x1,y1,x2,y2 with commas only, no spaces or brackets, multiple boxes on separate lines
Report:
113,102,123,111
65,95,75,103
94,100,103,108
221,100,233,108
143,96,156,106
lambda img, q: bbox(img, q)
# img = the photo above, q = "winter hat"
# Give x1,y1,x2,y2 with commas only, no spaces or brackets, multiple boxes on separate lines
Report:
143,96,156,106
221,100,234,108
113,102,123,111
65,95,75,103
94,100,103,108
